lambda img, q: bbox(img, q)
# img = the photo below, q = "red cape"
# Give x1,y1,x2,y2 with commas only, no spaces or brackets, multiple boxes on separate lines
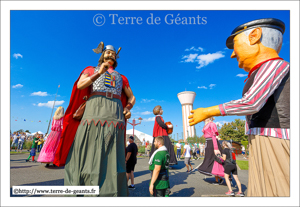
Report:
53,66,129,167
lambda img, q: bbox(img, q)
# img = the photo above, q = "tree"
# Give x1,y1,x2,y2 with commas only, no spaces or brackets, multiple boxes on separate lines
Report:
17,129,24,133
199,136,206,144
25,130,31,133
218,119,248,143
169,135,176,143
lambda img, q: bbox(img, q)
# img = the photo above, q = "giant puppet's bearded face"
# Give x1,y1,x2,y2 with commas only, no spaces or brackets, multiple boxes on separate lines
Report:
103,49,116,66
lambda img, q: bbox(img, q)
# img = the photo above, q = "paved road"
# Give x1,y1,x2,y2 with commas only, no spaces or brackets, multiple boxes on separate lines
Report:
10,153,248,197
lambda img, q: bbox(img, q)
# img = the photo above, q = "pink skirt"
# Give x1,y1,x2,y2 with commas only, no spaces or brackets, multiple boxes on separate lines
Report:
37,130,62,163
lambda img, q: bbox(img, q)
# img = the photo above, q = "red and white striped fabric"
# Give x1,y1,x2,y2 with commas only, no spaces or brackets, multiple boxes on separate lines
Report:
219,59,290,140
245,123,290,140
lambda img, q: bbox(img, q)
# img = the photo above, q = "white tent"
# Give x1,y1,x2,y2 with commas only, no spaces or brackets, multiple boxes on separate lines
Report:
30,131,45,136
126,129,153,144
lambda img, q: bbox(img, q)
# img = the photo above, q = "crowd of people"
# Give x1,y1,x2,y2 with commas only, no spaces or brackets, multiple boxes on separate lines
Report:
10,131,47,153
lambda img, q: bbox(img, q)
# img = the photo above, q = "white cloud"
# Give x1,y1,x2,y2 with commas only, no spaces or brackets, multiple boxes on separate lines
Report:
197,86,207,89
215,121,230,127
236,74,247,77
143,117,156,122
182,54,198,63
215,122,223,127
196,51,225,69
13,53,23,59
31,91,49,96
33,103,36,106
37,100,64,108
141,99,155,103
12,84,23,88
209,84,216,89
141,111,152,115
185,46,204,52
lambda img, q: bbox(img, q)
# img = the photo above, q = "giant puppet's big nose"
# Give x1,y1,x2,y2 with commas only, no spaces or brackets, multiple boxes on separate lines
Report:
231,51,236,58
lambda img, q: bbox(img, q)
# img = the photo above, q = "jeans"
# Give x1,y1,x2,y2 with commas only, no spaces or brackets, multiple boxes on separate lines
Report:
18,141,24,150
11,142,18,148
37,144,43,152
177,149,181,158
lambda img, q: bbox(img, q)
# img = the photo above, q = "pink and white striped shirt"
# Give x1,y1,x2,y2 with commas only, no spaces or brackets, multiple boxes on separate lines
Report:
219,59,290,140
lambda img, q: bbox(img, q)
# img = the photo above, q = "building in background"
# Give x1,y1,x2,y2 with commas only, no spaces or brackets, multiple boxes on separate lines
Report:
177,91,196,142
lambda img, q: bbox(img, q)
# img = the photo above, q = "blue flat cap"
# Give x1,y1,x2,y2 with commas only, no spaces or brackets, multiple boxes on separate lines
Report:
226,18,285,49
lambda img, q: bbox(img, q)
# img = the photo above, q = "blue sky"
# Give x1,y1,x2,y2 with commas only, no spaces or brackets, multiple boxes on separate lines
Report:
10,10,290,138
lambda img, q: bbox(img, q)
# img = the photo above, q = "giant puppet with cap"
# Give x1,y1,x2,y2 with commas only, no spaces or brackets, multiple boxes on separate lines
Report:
188,18,290,197
54,42,135,197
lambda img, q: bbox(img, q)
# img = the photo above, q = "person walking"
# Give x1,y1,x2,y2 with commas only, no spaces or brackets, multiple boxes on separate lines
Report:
26,133,40,162
200,142,205,157
37,134,44,152
175,141,181,160
217,141,244,196
182,141,193,172
11,132,19,151
145,141,150,157
241,145,247,159
17,132,26,153
149,136,170,197
197,117,224,183
125,136,138,190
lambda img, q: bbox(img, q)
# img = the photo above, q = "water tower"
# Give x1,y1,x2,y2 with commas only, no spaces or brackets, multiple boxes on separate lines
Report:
177,91,196,142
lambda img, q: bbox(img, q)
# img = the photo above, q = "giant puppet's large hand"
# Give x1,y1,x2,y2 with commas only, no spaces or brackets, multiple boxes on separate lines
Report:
188,105,221,126
123,86,136,120
123,108,131,119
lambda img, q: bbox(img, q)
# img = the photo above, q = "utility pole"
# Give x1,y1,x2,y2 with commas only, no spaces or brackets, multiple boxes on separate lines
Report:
46,84,60,134
127,118,142,138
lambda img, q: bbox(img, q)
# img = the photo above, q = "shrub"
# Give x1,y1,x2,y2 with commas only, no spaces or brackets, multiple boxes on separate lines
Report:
138,146,145,153
23,141,33,150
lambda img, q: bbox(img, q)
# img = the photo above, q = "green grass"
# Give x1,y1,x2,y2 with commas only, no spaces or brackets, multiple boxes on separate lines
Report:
236,160,249,170
10,150,38,154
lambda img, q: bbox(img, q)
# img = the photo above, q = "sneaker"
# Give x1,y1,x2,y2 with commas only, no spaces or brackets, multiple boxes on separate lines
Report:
236,192,245,197
26,159,29,162
213,182,220,185
45,164,50,167
219,179,224,185
225,191,234,196
186,170,190,173
128,185,135,190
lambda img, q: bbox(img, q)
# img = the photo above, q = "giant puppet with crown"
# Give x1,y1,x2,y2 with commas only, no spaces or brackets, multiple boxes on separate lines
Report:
188,18,290,197
54,42,135,197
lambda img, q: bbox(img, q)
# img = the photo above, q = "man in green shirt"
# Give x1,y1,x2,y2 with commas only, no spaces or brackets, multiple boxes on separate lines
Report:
149,136,170,197
26,133,40,162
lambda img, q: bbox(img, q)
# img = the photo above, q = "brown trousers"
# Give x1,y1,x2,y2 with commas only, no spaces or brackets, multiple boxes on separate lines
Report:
247,135,290,197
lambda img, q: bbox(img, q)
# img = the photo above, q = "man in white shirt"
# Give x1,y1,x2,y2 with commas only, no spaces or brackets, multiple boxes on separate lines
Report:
11,132,19,151
241,145,247,159
175,141,181,160
200,143,205,157
182,142,193,173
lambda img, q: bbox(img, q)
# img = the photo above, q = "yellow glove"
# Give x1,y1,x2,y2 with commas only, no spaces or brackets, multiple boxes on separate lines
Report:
188,105,221,126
